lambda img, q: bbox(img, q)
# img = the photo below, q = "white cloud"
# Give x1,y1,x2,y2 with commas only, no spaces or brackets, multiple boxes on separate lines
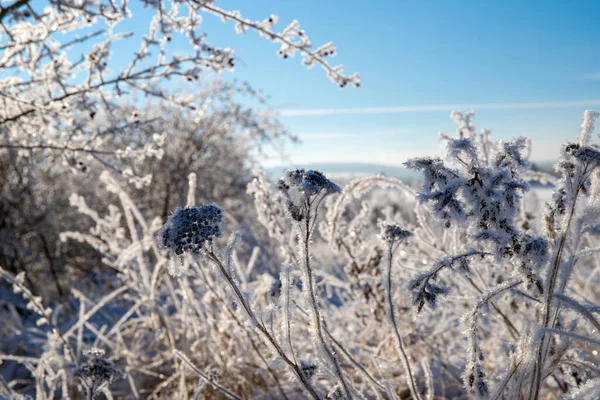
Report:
298,128,410,140
581,72,600,81
280,99,600,117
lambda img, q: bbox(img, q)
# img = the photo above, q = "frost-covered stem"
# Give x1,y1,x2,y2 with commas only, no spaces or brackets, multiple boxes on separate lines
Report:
328,334,387,397
65,286,130,338
195,265,290,400
384,244,422,400
77,299,85,361
206,252,321,399
554,294,600,331
196,1,353,85
186,172,197,207
328,176,417,245
300,203,353,399
422,358,434,400
466,278,523,397
0,267,75,363
207,251,257,325
247,332,291,400
294,300,387,397
120,196,151,291
0,0,29,22
462,274,519,339
538,328,600,347
491,359,523,400
0,375,12,396
0,143,116,155
530,184,582,400
174,350,242,400
281,266,298,365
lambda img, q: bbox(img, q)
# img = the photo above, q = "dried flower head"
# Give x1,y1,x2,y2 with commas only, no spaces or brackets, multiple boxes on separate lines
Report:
74,348,124,397
278,169,341,199
300,360,318,380
574,146,600,164
379,223,413,245
158,204,225,255
278,169,341,222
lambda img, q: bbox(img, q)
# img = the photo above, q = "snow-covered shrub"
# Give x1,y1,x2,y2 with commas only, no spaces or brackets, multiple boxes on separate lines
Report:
0,0,356,300
0,78,296,302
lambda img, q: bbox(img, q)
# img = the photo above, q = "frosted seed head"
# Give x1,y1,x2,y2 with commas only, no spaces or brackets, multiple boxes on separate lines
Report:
299,360,318,380
74,348,124,395
574,146,600,164
158,204,225,255
378,222,412,245
279,169,341,199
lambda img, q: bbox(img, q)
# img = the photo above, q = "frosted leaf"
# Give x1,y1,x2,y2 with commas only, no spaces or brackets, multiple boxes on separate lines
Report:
15,272,26,284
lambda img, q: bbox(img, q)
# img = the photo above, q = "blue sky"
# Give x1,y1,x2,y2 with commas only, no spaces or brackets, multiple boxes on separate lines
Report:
121,1,600,166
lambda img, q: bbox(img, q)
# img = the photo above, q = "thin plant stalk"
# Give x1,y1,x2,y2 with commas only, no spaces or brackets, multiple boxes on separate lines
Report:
384,244,422,400
300,201,354,399
206,251,322,400
529,176,584,399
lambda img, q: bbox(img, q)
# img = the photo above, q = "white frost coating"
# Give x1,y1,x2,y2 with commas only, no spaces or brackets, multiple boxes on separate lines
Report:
578,109,600,146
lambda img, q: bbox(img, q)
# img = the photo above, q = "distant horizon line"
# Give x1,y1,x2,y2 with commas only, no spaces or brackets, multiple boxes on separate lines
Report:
279,99,600,117
262,159,558,168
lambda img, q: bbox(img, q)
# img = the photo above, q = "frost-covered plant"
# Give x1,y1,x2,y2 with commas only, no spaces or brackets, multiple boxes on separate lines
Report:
403,111,600,399
247,172,299,265
378,223,422,400
74,348,124,400
325,110,600,399
2,110,600,400
276,169,353,398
